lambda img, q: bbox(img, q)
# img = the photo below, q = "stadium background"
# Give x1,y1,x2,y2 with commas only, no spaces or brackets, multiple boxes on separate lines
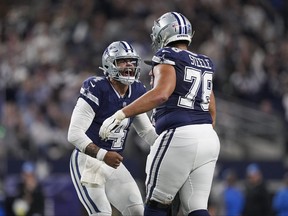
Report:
0,0,288,215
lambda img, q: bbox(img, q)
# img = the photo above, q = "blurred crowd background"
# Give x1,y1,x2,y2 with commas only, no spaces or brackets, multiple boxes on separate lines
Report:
1,0,288,215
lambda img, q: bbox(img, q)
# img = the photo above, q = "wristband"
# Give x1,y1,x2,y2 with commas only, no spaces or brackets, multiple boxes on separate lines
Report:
96,148,108,161
114,110,126,121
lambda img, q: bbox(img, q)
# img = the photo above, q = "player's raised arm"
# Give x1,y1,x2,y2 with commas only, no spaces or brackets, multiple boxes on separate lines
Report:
99,63,176,140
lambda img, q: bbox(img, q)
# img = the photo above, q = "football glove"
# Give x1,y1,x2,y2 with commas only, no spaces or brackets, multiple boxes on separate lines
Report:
99,110,126,140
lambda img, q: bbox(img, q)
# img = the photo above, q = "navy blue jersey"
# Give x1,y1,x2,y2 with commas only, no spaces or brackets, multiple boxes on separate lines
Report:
79,76,146,152
151,47,215,134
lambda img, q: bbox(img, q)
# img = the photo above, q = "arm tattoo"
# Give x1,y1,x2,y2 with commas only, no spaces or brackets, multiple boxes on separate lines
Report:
84,143,99,158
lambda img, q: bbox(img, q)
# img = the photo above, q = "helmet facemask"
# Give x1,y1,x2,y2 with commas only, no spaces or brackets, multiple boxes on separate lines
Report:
114,58,140,85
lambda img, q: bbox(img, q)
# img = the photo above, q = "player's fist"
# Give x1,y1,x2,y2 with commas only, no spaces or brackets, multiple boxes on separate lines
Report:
99,110,126,140
103,151,123,169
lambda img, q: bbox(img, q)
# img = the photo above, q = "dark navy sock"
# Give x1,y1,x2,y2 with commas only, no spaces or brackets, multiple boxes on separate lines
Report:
144,205,168,216
144,200,171,216
188,209,210,216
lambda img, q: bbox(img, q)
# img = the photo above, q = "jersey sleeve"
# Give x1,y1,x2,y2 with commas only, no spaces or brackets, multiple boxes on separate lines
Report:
79,77,102,113
151,47,177,66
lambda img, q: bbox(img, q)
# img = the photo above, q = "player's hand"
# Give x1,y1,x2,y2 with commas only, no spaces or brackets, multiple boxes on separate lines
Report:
99,110,126,140
103,151,123,169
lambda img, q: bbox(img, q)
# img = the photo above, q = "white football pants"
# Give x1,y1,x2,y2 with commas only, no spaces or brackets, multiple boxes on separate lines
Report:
145,124,220,216
70,149,144,216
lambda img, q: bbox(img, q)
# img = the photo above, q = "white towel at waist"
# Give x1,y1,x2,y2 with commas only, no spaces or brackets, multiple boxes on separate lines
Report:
80,155,114,186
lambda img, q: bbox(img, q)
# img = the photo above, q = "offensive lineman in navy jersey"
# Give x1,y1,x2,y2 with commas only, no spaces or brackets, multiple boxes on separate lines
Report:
67,41,158,216
99,12,220,216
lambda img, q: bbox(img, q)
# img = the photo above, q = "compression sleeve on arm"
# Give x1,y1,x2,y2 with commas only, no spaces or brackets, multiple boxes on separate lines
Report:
67,98,95,152
132,113,158,146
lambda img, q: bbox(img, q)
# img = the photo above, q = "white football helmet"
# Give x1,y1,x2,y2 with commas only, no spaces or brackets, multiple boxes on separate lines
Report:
151,12,193,51
100,41,141,85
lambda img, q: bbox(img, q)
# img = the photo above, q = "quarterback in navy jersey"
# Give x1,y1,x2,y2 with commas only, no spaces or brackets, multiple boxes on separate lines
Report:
100,12,220,216
67,41,158,216
80,75,146,151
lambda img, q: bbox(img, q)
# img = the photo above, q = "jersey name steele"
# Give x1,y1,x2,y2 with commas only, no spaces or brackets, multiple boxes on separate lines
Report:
189,55,212,69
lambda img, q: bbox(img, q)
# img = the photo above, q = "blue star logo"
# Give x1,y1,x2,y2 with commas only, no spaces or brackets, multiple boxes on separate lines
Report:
159,54,166,63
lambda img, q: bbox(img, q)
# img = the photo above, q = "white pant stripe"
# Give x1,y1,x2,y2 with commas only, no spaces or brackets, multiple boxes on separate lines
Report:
146,129,175,200
70,149,99,214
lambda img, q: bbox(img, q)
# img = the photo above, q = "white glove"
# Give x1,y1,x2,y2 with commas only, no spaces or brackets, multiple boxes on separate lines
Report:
99,110,126,140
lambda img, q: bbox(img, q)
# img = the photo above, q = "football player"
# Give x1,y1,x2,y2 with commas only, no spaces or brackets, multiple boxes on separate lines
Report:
99,12,220,216
68,41,158,216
